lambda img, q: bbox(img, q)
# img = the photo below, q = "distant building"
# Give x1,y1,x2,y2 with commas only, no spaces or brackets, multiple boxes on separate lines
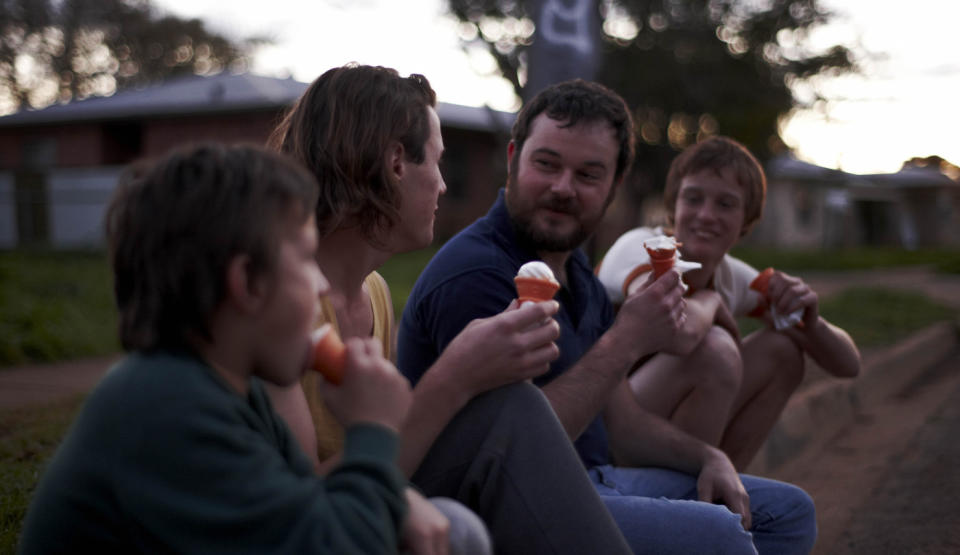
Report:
0,72,515,248
743,155,960,249
4,75,957,251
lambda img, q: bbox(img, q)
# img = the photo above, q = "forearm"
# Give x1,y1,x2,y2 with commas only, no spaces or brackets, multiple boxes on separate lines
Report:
396,364,472,476
785,316,861,378
541,329,645,440
604,380,715,474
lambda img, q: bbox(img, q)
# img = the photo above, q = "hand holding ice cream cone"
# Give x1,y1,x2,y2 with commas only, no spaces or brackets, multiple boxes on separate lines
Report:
750,267,804,330
515,261,560,304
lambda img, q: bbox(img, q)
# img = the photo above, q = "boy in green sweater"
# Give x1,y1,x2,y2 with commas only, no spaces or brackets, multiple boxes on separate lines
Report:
19,144,417,553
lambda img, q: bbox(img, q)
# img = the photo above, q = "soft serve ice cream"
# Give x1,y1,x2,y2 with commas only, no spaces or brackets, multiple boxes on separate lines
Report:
642,235,681,278
515,261,560,304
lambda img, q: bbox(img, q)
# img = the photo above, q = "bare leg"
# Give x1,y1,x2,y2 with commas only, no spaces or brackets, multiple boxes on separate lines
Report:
629,326,742,446
720,329,804,470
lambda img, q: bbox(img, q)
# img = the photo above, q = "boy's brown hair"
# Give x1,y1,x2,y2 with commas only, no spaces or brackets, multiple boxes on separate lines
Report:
105,143,318,352
664,136,767,236
269,64,437,242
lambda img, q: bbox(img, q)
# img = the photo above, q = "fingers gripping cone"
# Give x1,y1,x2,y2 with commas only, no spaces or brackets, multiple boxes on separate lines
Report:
749,267,804,330
310,323,346,385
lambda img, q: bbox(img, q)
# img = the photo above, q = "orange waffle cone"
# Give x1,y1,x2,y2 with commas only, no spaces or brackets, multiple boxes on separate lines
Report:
514,276,560,304
648,254,676,278
644,245,677,278
311,323,346,385
749,267,775,297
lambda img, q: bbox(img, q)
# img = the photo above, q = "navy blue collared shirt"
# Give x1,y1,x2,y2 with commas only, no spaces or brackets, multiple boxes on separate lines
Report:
398,190,615,468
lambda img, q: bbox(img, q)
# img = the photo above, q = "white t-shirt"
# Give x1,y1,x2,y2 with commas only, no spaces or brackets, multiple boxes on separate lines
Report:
597,226,765,318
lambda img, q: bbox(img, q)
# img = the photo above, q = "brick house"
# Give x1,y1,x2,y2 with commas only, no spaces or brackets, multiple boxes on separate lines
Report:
744,155,960,249
0,72,515,248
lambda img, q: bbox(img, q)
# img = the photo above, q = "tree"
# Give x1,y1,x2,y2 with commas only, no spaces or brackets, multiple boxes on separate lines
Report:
903,156,960,182
0,0,265,115
445,0,858,194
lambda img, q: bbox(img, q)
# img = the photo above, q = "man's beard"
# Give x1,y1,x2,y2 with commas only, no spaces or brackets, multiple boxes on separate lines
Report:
505,173,598,253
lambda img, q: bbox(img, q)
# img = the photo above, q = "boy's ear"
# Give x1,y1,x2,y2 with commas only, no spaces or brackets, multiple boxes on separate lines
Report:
386,141,406,183
225,254,267,314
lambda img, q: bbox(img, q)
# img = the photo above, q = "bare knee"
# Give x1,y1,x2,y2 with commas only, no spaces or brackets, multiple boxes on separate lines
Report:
757,329,805,392
688,326,743,396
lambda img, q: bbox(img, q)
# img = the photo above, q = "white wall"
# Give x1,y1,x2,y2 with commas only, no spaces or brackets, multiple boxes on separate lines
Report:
0,172,15,248
48,167,125,247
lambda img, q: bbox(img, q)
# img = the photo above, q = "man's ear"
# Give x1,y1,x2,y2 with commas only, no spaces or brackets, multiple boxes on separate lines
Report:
225,254,267,314
385,141,406,184
506,140,517,171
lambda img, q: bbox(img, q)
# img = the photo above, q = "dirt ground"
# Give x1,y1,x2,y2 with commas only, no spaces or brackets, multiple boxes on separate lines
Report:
0,356,115,410
766,345,960,554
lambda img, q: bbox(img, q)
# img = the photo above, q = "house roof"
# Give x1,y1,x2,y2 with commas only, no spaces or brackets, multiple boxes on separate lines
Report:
767,154,959,190
0,72,515,133
864,166,959,188
767,154,856,183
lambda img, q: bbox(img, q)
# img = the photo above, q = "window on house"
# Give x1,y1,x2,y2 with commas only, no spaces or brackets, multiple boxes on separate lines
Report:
102,122,143,164
795,187,813,228
440,142,467,200
22,137,57,169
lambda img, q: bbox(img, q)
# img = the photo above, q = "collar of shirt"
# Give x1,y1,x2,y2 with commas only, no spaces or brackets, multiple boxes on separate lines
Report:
481,189,599,331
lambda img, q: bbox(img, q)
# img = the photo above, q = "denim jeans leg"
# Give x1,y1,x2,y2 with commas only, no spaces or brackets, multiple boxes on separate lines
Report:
738,475,817,555
589,465,815,555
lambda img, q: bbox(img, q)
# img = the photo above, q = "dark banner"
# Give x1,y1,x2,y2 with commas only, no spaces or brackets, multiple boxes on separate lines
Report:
524,0,602,101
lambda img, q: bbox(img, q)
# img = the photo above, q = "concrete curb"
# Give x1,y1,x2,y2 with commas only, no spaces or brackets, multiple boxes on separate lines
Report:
750,320,960,474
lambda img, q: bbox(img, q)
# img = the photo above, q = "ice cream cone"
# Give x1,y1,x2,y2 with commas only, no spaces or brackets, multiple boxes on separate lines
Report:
514,276,560,304
645,247,677,278
311,323,346,385
750,267,775,296
749,267,805,330
648,253,676,278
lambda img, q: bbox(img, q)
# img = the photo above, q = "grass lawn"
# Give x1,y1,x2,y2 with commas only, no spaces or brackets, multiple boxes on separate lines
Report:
377,247,439,317
819,287,958,347
0,250,118,368
0,247,441,369
730,246,960,274
0,394,86,553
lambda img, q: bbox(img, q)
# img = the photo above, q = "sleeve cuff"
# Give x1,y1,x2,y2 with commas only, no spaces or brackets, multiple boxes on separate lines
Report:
341,423,400,465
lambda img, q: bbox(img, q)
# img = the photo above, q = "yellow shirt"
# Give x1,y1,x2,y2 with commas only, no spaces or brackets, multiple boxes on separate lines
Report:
301,271,394,461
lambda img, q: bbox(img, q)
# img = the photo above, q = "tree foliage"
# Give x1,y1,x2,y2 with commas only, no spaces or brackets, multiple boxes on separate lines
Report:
0,0,264,114
903,156,960,182
445,0,858,192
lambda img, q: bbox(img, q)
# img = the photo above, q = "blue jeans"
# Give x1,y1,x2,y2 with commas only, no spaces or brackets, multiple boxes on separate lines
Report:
590,465,816,555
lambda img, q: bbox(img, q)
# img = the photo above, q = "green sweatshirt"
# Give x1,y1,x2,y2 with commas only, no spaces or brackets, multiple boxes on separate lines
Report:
18,351,407,554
